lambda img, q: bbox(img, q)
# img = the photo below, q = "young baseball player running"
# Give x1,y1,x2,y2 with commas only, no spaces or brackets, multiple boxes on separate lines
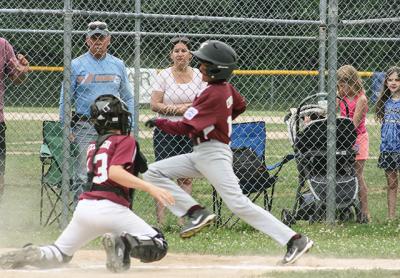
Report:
0,95,174,272
144,40,313,264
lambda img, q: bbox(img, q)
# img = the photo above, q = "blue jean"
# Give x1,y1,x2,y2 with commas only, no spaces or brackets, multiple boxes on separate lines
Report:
153,127,193,161
72,121,97,201
0,122,6,176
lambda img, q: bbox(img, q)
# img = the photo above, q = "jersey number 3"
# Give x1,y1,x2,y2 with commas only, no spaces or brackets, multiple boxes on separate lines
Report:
88,153,109,183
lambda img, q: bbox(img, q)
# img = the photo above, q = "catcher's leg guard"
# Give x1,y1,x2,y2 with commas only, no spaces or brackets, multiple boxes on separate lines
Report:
122,228,168,263
102,233,130,273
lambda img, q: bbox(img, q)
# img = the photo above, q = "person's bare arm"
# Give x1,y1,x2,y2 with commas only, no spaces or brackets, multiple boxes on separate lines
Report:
336,97,340,111
9,54,29,84
150,91,191,116
109,165,175,206
353,94,368,128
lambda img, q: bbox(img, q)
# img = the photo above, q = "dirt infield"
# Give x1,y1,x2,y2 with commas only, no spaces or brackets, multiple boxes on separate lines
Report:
1,250,400,278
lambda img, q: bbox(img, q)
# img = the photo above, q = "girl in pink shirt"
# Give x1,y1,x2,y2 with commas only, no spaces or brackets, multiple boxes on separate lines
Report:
337,65,370,223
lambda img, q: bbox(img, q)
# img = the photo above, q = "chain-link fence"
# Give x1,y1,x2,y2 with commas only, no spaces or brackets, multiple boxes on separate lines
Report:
0,0,399,229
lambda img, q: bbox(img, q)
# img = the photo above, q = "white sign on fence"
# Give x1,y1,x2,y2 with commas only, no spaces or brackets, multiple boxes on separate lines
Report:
127,68,158,104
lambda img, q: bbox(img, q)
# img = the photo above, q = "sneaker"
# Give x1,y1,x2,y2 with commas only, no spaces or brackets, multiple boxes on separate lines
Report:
282,235,313,265
180,208,216,239
102,233,130,273
0,245,42,269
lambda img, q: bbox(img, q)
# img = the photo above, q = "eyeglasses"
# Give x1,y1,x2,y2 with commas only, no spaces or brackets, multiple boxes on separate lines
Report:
88,21,108,31
170,36,190,44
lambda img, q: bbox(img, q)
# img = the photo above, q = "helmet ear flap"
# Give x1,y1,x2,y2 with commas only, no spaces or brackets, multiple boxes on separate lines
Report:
206,65,221,80
209,67,220,74
90,102,100,130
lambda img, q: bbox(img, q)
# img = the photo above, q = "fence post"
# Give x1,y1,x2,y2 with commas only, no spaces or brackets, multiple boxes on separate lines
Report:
326,0,338,225
61,0,73,229
133,0,141,138
318,0,327,95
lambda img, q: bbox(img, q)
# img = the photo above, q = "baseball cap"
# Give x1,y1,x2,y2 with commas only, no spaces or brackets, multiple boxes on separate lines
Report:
87,21,110,37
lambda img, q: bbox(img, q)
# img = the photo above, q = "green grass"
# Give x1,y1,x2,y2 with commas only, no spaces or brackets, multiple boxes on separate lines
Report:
1,151,399,259
5,106,59,113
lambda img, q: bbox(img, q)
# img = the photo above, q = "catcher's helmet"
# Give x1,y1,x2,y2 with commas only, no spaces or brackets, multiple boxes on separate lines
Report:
191,40,237,81
90,94,131,135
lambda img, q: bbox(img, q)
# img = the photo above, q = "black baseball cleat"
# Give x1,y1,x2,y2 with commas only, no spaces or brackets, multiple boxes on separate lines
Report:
0,245,42,269
180,208,216,239
282,234,313,265
102,233,130,273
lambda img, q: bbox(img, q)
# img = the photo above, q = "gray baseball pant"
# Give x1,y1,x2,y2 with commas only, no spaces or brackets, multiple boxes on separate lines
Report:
143,140,296,246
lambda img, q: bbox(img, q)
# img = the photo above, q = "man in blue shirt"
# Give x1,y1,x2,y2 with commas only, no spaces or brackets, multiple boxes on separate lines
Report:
59,21,134,201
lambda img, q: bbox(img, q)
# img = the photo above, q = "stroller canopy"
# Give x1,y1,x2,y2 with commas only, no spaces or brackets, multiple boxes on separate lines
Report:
295,117,357,155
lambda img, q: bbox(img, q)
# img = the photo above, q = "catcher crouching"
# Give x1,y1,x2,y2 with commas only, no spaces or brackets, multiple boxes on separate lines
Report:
0,95,174,272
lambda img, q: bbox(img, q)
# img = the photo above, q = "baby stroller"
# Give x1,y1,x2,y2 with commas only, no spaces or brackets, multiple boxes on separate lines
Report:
281,93,362,226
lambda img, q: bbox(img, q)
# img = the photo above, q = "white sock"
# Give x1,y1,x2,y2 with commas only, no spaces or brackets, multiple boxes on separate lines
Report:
39,245,63,264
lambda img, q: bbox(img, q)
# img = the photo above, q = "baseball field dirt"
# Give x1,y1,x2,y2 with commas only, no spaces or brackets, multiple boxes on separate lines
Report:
1,250,400,278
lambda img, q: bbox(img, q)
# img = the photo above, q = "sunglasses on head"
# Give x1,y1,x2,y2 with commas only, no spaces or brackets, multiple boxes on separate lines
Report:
170,36,190,44
88,22,108,30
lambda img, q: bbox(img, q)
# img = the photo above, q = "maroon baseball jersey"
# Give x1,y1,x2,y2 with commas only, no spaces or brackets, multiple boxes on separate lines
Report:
80,135,136,207
156,81,246,144
0,38,18,122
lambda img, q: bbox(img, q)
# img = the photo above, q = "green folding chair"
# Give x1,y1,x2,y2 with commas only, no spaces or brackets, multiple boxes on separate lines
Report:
39,120,74,226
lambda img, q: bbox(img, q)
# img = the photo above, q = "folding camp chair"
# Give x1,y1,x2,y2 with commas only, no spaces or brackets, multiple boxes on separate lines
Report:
212,121,294,227
40,120,74,226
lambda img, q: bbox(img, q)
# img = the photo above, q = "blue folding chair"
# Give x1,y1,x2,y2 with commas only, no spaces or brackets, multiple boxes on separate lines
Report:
212,121,294,227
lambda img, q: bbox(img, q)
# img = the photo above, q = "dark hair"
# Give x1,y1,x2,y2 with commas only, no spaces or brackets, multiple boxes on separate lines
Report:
375,66,400,122
170,36,191,50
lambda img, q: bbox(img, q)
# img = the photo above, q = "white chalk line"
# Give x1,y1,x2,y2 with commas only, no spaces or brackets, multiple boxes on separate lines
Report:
3,263,400,273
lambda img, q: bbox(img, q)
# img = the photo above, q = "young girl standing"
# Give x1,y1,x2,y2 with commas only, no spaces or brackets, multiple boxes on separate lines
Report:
375,66,400,220
337,65,370,223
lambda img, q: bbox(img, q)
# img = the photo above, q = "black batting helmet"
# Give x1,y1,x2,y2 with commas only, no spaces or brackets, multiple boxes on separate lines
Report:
90,94,131,135
191,40,237,81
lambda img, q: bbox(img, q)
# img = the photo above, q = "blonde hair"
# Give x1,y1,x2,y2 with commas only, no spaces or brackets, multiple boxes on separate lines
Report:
337,65,364,95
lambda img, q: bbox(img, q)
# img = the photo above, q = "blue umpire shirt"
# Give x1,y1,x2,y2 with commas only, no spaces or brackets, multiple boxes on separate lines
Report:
59,52,134,126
